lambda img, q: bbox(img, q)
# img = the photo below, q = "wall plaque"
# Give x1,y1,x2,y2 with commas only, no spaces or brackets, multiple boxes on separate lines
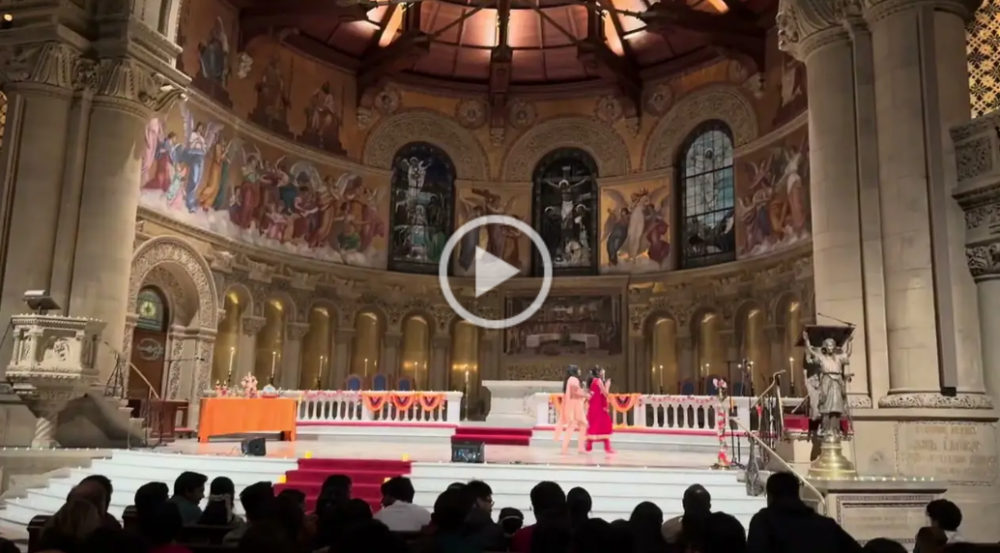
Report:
895,421,999,485
835,496,931,545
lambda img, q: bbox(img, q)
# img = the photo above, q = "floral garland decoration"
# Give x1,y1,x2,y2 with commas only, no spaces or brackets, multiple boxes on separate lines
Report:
240,374,259,398
713,378,731,468
642,394,717,406
610,393,641,413
391,393,417,411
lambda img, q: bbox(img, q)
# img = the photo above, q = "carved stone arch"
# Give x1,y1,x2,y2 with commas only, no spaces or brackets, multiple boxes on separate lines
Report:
502,117,631,181
354,304,390,331
141,267,189,327
732,299,767,344
221,282,255,320
362,109,490,180
643,85,759,171
262,291,299,335
688,305,720,338
772,291,802,328
401,308,436,330
129,236,220,331
643,310,678,334
305,298,340,319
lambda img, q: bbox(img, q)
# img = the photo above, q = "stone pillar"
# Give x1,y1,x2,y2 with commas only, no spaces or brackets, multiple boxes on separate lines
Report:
382,332,402,380
237,316,265,382
330,328,354,389
120,314,139,393
777,4,873,405
953,111,1000,405
189,330,215,428
864,0,986,406
430,334,451,391
281,322,310,389
629,334,649,393
0,43,82,371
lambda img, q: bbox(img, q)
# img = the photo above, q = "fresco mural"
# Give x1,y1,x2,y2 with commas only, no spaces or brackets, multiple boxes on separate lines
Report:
388,143,456,274
735,126,811,258
504,294,622,356
679,122,737,269
454,187,529,277
532,148,599,277
600,181,672,274
772,54,807,128
178,0,237,109
139,103,388,268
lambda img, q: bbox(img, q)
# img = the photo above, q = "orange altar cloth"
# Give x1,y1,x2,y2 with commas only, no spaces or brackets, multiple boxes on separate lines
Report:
198,398,298,443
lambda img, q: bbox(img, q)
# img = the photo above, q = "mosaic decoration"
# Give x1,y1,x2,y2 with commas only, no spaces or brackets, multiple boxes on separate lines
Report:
968,0,1000,118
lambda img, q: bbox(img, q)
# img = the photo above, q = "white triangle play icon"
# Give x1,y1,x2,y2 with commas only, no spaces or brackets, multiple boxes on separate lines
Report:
474,247,520,298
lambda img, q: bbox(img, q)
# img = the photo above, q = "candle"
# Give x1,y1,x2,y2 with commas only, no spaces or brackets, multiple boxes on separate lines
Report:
319,354,326,379
364,358,369,378
789,356,795,389
227,346,235,376
270,350,277,383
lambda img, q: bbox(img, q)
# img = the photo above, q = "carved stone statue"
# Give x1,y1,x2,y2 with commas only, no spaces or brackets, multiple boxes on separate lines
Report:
801,330,852,436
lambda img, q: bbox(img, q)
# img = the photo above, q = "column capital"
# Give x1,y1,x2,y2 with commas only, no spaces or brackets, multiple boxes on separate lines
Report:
85,57,187,119
241,316,266,337
777,0,859,61
287,322,310,342
952,112,1000,281
0,42,88,95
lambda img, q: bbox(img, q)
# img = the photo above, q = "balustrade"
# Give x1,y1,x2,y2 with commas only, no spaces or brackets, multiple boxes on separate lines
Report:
280,390,464,425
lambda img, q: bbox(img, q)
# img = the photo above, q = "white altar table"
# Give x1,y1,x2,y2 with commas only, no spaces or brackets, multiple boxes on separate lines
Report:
482,380,563,427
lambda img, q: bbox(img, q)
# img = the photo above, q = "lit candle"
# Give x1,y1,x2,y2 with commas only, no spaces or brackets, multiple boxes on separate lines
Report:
364,358,369,378
319,354,326,379
789,356,795,389
270,350,277,383
227,346,235,376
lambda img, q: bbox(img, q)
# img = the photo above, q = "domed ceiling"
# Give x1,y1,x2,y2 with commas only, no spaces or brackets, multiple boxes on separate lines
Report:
237,0,775,96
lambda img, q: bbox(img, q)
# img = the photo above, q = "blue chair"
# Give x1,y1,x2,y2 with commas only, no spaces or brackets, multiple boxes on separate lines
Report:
397,376,414,391
345,374,363,391
372,373,389,391
679,378,696,396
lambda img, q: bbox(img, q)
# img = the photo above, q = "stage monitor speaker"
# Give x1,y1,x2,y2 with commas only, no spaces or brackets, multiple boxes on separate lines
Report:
241,437,266,457
451,440,485,464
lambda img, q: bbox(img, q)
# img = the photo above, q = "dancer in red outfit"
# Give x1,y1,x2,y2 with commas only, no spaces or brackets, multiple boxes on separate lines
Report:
585,366,615,454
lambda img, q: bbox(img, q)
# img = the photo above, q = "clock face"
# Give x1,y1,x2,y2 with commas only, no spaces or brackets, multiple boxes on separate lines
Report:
139,300,158,319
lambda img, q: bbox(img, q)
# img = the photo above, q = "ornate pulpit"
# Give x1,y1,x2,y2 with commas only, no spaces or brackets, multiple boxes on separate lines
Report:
5,314,106,447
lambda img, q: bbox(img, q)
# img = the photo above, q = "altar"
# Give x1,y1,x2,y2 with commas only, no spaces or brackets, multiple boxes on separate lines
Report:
482,380,563,427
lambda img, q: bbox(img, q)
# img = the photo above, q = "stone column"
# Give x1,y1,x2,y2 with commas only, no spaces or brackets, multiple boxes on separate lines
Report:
864,0,986,406
778,3,874,405
953,111,1000,405
189,330,216,428
629,334,650,393
0,42,82,371
119,314,139,394
281,322,310,389
237,316,265,383
382,332,402,381
430,334,451,391
330,328,355,389
677,334,694,389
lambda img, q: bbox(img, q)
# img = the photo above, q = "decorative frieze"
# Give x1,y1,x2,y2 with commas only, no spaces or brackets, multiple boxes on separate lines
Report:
952,111,1000,280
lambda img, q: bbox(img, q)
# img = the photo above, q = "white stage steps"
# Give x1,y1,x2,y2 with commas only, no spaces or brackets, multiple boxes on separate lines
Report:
0,450,766,534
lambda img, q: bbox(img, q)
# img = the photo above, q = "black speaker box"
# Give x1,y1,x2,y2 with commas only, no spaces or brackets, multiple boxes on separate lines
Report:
241,437,266,457
451,440,485,463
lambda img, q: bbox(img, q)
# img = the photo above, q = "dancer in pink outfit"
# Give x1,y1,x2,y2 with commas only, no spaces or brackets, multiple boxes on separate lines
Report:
554,365,588,454
585,366,615,454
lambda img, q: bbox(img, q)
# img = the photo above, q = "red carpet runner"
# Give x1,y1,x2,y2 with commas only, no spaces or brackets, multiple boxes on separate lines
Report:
452,426,533,446
274,458,411,512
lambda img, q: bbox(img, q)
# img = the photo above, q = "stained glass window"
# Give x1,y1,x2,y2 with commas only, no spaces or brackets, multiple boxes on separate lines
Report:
531,148,599,276
679,121,736,269
136,287,168,332
388,142,456,274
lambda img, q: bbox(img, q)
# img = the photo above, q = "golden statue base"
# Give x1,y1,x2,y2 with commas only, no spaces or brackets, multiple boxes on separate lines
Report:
808,433,856,479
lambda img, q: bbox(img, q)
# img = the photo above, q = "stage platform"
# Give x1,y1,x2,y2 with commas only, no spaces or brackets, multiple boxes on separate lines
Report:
0,431,765,537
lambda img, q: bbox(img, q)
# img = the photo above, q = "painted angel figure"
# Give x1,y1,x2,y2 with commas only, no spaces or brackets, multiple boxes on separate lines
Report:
180,105,224,213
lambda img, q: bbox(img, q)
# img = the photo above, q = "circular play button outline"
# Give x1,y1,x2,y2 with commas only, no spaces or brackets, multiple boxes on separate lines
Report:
439,215,553,330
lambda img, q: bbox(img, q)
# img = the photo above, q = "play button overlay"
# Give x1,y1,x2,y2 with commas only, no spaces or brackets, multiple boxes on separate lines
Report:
474,248,520,298
439,215,552,330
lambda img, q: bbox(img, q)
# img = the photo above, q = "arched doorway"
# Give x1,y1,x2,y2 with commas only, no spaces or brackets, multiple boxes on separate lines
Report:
129,286,169,399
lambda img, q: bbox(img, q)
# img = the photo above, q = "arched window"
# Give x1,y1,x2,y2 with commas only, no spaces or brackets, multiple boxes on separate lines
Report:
679,122,736,268
136,287,169,333
531,148,599,276
388,142,456,274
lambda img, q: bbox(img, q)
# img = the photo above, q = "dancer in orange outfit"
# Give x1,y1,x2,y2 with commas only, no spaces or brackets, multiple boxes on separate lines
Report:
555,365,588,454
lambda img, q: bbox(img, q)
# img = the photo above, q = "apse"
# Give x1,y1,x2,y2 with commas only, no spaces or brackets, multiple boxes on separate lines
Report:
649,316,679,394
300,306,332,390
351,311,383,379
401,315,430,389
254,298,286,385
211,291,242,385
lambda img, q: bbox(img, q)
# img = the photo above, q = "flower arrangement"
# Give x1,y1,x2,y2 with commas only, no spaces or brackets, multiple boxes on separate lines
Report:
241,374,259,398
712,378,731,469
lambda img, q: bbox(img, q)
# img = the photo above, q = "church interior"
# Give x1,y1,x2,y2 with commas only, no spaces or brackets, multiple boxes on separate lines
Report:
0,0,997,544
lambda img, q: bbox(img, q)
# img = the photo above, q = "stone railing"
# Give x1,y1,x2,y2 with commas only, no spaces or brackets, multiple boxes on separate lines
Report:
532,392,770,433
279,390,464,425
